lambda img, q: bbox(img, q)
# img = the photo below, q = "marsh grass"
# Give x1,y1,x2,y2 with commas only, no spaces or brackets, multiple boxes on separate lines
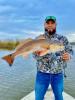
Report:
0,40,74,51
0,40,20,50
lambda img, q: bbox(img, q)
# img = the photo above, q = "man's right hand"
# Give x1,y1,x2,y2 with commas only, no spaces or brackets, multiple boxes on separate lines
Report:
34,49,49,56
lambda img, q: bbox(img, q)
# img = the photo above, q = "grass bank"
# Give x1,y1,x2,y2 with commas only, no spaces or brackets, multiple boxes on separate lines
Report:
0,40,74,51
0,41,20,50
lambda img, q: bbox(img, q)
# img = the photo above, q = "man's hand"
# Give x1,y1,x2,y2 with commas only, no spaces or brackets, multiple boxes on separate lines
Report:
34,49,49,56
62,52,71,61
22,52,29,59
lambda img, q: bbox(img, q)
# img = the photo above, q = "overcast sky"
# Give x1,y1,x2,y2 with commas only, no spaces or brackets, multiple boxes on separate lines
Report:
0,0,75,42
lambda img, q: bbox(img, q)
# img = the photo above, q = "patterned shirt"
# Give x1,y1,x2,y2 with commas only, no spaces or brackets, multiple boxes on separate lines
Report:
33,32,73,74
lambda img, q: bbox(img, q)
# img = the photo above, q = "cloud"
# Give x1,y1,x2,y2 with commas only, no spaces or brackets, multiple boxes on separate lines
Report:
0,5,15,13
0,0,75,41
22,30,43,35
0,30,75,42
0,30,43,40
0,32,20,40
65,33,75,42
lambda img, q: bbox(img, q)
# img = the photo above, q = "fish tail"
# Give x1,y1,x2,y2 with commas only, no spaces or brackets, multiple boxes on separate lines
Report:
2,54,14,66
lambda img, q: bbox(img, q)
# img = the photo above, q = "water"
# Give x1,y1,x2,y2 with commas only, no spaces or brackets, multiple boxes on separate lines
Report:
64,45,75,97
0,51,36,100
0,46,75,100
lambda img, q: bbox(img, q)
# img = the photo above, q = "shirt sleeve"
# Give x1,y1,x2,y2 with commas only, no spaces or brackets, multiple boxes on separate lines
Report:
63,36,73,58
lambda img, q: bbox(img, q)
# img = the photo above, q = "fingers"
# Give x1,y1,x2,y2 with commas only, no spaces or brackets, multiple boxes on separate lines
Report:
35,49,49,56
62,52,70,61
39,50,49,56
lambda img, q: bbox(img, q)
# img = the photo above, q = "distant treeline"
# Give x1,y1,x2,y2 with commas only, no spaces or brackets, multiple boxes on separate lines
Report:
0,40,20,50
0,40,75,50
70,42,75,45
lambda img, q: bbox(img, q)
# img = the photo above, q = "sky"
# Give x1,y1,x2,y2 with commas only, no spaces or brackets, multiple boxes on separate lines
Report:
0,0,75,42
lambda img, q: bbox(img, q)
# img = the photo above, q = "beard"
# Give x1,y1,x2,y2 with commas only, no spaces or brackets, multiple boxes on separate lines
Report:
45,28,56,35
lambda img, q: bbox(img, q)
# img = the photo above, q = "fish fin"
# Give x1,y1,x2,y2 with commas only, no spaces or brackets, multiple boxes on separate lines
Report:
35,34,45,40
2,54,14,66
16,38,33,50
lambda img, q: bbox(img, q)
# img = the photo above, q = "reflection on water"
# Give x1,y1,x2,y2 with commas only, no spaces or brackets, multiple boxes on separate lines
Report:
0,50,36,100
0,46,75,100
64,46,75,97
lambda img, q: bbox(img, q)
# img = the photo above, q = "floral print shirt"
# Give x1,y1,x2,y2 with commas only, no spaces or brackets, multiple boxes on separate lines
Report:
33,32,73,74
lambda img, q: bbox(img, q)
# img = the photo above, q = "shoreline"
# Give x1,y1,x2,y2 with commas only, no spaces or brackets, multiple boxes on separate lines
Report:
0,41,19,50
0,40,75,50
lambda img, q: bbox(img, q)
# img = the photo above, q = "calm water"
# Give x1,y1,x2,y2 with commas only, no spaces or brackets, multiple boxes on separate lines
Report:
0,46,75,100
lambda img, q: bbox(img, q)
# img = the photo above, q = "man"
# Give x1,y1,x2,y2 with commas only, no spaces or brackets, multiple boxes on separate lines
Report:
33,16,73,100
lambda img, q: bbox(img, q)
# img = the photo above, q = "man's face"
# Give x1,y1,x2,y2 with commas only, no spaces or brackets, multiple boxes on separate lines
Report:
44,20,56,35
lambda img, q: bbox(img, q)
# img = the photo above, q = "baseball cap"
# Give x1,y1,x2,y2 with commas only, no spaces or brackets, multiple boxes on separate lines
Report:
45,16,56,22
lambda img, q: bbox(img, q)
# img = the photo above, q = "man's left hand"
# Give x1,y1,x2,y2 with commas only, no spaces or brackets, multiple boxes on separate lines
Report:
62,52,71,61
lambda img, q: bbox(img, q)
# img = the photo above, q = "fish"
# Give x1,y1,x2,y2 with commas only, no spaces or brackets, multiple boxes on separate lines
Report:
2,38,64,66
